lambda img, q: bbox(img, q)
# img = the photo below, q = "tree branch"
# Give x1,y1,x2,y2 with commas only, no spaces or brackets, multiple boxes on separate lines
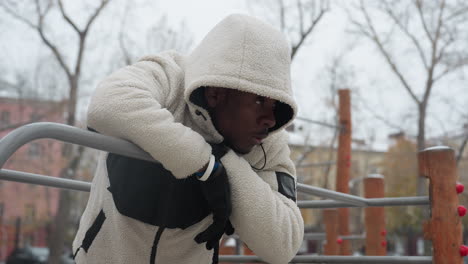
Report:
33,0,72,78
291,0,328,59
382,1,429,70
457,132,468,165
422,0,447,106
414,0,435,43
82,0,110,36
433,57,468,82
0,78,22,91
57,0,81,34
277,0,286,32
445,5,468,21
358,0,420,104
356,93,407,132
0,2,37,29
297,0,304,36
74,0,111,78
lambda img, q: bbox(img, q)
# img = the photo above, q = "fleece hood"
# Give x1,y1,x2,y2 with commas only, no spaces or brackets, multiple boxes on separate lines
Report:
184,14,297,134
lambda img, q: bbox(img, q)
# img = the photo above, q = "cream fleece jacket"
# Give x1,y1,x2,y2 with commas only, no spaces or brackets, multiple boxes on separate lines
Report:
73,14,304,264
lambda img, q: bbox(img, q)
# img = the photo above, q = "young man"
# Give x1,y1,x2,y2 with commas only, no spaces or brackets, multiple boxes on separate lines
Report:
72,14,304,264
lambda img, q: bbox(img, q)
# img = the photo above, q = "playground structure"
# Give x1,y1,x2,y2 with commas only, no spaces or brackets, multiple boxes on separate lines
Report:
0,90,466,263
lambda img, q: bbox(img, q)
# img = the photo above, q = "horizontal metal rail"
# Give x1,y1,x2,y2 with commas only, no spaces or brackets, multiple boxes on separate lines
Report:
0,122,437,263
0,122,154,169
296,161,336,168
0,122,361,206
304,233,365,241
218,255,432,263
296,116,342,130
0,122,431,208
297,183,368,207
298,196,430,208
0,169,91,192
0,169,430,209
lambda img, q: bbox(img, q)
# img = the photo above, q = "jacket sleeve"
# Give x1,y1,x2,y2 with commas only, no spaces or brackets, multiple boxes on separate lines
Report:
87,57,211,178
220,131,304,264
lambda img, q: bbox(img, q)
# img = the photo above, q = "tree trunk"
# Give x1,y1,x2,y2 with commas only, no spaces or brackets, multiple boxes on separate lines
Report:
48,187,72,263
48,147,84,263
66,76,78,126
48,76,81,264
416,103,427,196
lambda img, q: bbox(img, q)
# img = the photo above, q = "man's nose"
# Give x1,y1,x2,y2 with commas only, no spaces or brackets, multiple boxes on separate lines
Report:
260,110,276,129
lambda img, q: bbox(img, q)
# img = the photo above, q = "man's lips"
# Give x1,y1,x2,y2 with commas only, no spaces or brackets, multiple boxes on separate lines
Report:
252,133,268,144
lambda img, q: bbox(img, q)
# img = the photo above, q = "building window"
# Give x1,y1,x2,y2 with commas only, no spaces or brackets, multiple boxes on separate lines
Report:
25,204,36,223
30,113,41,122
28,142,41,158
1,111,10,126
0,202,4,221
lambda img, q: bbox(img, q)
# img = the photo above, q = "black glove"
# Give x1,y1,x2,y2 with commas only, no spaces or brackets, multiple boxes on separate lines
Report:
194,144,233,250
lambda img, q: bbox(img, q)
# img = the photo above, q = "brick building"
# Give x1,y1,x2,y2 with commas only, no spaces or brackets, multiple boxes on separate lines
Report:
0,97,66,261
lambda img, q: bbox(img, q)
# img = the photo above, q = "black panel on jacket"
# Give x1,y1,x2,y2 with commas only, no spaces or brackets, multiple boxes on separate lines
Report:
106,153,211,229
74,209,106,258
276,172,296,202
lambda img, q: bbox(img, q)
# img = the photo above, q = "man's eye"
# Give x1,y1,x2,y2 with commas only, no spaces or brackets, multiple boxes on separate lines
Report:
255,97,265,105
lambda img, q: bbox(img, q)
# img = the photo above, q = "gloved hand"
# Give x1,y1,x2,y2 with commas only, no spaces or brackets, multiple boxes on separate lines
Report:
194,144,234,250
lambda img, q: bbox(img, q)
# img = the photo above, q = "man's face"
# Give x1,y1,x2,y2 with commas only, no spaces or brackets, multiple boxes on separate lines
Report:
205,88,277,154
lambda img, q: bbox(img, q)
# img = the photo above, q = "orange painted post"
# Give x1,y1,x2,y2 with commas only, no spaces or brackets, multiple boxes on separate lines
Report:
364,175,387,256
336,89,351,255
323,209,339,255
419,147,464,264
243,244,255,264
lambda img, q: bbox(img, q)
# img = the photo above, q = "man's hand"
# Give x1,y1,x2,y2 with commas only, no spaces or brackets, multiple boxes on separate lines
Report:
194,144,234,250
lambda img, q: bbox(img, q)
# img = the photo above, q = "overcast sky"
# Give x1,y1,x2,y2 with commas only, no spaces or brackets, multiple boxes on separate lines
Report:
1,0,467,151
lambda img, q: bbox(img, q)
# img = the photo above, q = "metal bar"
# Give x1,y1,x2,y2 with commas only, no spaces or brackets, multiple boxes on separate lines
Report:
304,233,326,240
304,233,364,241
0,122,362,206
296,116,342,130
0,169,91,192
340,234,365,240
366,197,430,206
0,168,430,209
298,196,429,208
297,183,368,207
0,122,155,168
0,122,428,210
218,255,433,263
296,161,336,168
0,169,430,209
304,233,366,241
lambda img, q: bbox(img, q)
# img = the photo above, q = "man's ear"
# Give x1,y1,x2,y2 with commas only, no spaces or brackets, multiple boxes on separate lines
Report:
205,87,227,108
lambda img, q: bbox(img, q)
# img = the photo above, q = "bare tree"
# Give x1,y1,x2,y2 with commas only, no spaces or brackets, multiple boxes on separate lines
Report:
457,124,468,164
117,1,194,66
0,54,68,132
319,53,355,189
349,0,468,195
249,0,330,60
0,0,111,262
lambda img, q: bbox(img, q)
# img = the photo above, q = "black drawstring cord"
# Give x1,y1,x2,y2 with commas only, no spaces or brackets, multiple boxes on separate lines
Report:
251,143,266,171
212,243,219,264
